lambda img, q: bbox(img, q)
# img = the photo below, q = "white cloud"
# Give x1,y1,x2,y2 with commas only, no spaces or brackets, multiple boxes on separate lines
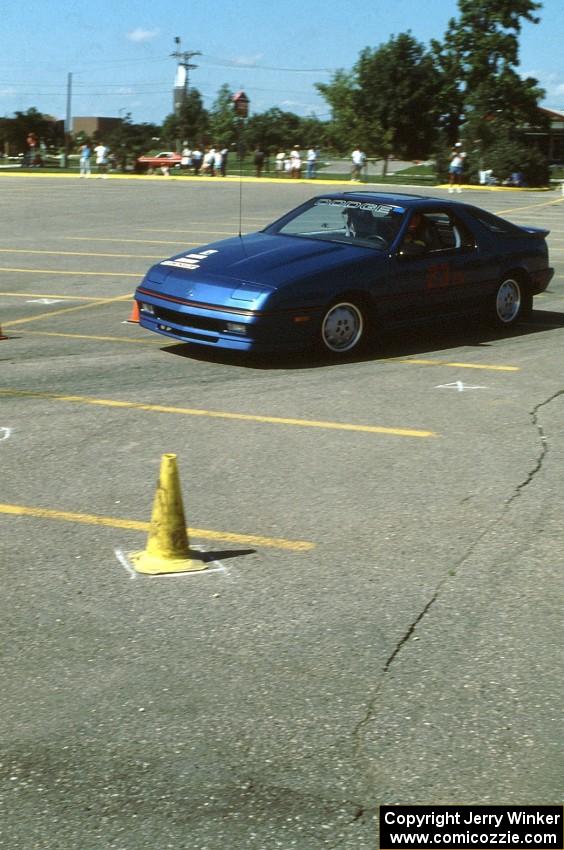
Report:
521,68,564,103
280,99,317,111
232,53,264,67
0,87,16,97
127,28,159,43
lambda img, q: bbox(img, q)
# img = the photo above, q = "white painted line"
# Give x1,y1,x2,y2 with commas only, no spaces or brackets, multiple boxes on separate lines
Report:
0,427,12,441
26,298,65,304
114,548,137,580
151,564,228,578
435,381,488,392
114,546,229,579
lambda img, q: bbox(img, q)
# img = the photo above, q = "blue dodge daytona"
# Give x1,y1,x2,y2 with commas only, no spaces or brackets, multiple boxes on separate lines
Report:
135,192,554,357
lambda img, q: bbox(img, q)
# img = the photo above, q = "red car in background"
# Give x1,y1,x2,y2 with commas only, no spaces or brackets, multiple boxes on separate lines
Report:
136,151,183,173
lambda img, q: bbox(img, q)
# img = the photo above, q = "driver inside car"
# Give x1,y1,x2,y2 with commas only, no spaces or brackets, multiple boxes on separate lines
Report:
401,212,430,254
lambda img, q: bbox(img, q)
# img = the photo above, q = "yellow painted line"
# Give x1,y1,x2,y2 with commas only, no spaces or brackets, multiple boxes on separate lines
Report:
391,357,520,372
0,266,139,277
0,503,314,552
0,170,378,187
137,228,237,236
436,183,553,195
19,330,161,345
0,388,438,438
496,197,564,215
1,291,104,301
3,293,132,327
0,248,165,259
65,236,199,246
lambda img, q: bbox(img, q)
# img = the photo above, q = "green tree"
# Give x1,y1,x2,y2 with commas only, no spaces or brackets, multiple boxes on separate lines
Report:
104,115,160,171
316,69,357,153
354,33,441,161
245,107,302,155
161,88,209,149
317,34,441,163
208,84,238,147
435,0,547,179
0,107,63,155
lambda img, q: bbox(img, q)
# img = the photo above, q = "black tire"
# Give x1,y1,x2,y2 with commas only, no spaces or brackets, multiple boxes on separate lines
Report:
319,299,366,356
491,275,531,327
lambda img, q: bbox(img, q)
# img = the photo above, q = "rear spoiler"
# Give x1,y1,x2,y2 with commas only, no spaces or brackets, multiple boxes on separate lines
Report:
521,226,550,238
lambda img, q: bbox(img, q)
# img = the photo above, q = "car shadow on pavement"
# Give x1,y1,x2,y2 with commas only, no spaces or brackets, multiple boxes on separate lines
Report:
159,309,564,370
199,548,257,564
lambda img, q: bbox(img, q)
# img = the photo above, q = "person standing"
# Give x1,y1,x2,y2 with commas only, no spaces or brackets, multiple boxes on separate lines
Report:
351,147,365,182
191,146,203,175
275,150,286,174
203,147,216,176
290,147,302,179
79,143,91,177
94,142,109,177
26,132,38,167
220,146,229,177
213,147,223,176
306,147,318,179
181,146,192,171
253,146,266,177
448,142,466,193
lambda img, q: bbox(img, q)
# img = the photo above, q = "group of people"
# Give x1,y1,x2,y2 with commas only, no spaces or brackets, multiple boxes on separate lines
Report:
273,147,319,179
75,139,324,181
79,142,111,178
180,146,229,177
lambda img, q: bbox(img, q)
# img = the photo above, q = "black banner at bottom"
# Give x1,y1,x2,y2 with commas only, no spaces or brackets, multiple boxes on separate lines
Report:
380,806,563,849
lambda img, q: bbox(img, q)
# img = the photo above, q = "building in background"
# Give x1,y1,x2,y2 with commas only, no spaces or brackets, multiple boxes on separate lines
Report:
72,117,122,138
525,107,564,164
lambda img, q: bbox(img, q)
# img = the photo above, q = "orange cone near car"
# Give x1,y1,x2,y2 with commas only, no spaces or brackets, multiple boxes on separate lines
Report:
127,301,140,323
130,454,206,575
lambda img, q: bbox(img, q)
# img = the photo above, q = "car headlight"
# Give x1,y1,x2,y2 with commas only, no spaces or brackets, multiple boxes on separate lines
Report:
225,322,247,335
140,302,155,315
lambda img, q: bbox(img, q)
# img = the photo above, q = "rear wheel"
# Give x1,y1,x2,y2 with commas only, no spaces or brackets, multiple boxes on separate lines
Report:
320,300,366,355
491,276,531,327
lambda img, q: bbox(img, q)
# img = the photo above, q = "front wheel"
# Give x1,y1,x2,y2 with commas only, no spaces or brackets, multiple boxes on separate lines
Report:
320,300,366,355
491,276,531,327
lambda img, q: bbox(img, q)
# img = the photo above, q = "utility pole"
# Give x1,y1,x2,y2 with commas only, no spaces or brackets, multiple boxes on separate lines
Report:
171,36,201,123
64,72,72,169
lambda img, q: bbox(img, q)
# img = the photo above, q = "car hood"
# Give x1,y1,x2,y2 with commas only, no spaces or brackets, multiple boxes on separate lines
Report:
143,232,382,296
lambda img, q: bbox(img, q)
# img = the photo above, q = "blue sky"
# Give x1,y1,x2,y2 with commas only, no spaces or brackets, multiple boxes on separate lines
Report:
1,0,563,125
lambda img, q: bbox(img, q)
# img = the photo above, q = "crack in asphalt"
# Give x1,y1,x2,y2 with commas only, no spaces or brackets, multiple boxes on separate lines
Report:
351,388,564,754
506,389,564,505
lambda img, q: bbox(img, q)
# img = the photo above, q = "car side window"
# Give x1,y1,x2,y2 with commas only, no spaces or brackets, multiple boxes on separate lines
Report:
426,212,475,251
399,211,475,255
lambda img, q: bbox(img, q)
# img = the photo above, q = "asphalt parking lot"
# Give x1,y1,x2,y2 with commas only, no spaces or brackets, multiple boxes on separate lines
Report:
1,173,563,850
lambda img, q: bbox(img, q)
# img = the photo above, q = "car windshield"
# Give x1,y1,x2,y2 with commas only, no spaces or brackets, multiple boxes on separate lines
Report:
266,197,407,250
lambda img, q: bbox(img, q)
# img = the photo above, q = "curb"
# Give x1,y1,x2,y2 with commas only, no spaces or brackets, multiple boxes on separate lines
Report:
0,171,558,192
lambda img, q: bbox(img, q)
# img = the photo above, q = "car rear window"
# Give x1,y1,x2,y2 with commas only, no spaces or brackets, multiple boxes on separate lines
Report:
470,209,523,235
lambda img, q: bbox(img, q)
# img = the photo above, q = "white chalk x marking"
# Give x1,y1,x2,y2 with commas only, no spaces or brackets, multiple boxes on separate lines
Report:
436,381,488,392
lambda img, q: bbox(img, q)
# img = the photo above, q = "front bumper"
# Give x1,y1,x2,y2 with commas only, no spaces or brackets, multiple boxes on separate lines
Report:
135,288,318,352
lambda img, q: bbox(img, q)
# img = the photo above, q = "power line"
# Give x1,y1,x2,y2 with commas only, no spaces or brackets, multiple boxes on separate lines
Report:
200,54,333,73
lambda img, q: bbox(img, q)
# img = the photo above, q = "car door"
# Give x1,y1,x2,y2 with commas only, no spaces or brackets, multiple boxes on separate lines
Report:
393,209,493,320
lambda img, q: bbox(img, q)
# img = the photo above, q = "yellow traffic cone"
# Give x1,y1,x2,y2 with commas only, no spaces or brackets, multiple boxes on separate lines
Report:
130,453,206,574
